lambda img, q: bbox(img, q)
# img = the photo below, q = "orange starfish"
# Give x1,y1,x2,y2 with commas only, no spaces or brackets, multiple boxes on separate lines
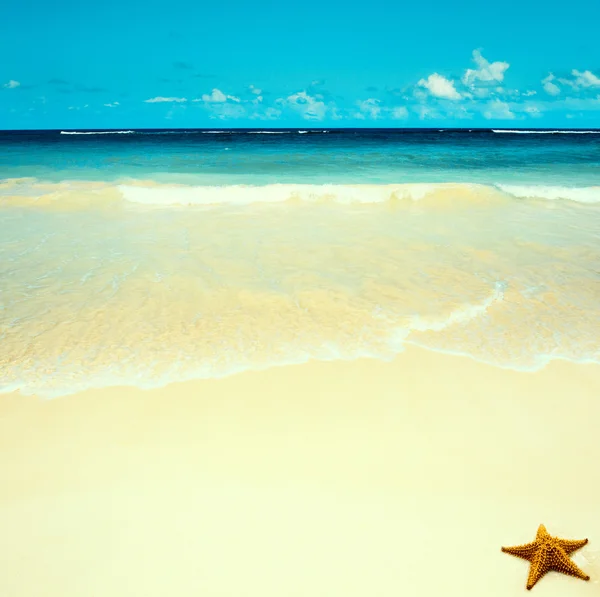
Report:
502,524,590,590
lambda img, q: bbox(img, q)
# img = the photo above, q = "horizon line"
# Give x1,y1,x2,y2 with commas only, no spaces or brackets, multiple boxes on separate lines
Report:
2,126,600,133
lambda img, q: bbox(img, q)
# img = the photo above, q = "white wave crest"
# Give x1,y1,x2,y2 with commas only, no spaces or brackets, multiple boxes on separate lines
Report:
492,129,600,134
117,183,476,207
497,184,600,204
60,130,135,135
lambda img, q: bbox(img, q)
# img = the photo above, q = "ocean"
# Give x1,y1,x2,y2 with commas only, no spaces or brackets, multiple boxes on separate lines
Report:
1,128,599,397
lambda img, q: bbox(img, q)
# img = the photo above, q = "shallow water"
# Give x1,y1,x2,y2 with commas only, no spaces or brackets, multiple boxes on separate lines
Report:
1,129,599,397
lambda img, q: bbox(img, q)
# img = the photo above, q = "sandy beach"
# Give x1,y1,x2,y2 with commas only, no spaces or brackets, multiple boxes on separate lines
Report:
1,345,598,596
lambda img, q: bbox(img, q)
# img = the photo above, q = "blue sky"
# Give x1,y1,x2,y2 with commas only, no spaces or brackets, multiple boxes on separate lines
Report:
2,0,600,129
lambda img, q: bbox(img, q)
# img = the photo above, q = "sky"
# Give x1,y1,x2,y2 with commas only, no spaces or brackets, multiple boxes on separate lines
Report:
2,0,600,129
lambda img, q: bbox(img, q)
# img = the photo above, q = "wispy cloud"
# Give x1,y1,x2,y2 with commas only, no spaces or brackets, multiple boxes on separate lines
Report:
205,102,246,119
391,106,409,119
103,102,120,108
3,80,20,89
249,107,282,120
524,105,542,117
542,68,600,97
356,98,382,119
570,69,600,88
144,96,188,103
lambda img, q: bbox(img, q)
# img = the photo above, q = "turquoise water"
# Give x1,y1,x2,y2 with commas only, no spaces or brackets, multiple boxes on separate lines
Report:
1,128,600,186
1,128,599,397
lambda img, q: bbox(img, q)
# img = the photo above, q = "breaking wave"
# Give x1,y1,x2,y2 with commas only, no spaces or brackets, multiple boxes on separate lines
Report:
117,182,485,206
60,130,135,135
2,179,600,207
496,184,600,203
492,129,600,134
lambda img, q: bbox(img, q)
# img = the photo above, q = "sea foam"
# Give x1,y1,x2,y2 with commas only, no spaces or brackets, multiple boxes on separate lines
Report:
2,179,600,207
60,130,135,135
492,129,600,134
116,182,475,206
496,184,600,203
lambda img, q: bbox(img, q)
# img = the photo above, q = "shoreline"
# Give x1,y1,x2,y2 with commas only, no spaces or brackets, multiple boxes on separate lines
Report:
1,345,599,596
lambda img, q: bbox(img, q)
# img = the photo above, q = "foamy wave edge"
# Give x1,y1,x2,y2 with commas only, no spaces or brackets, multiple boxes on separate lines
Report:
60,130,136,135
117,182,483,206
0,280,511,399
492,129,600,134
2,179,599,206
495,184,600,203
118,182,600,206
4,277,598,399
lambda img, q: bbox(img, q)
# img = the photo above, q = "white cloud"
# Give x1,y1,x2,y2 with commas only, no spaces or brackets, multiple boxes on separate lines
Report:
418,73,461,100
3,80,20,89
281,90,328,120
522,90,537,97
198,88,240,103
192,88,244,118
544,69,600,95
542,73,561,96
357,98,382,119
144,96,187,103
571,69,600,88
483,99,515,120
249,84,262,95
391,106,409,119
462,50,509,86
103,102,120,108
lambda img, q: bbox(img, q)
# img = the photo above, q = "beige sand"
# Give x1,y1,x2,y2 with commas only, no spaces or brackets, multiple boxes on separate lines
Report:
1,346,599,596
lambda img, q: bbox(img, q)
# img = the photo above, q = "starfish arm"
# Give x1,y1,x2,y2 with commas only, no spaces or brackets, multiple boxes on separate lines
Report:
526,549,550,590
536,524,550,540
550,548,591,582
501,541,539,561
557,538,588,554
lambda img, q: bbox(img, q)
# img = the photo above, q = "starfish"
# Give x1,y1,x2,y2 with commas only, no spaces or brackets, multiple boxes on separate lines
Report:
502,524,590,590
